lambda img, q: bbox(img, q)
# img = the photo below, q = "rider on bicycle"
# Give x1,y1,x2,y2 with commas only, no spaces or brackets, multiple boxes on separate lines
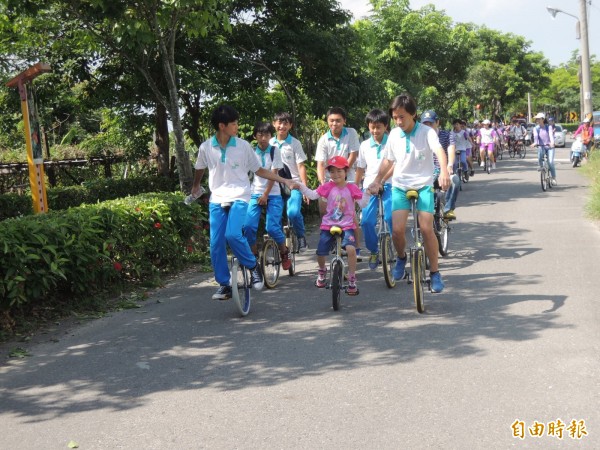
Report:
531,112,557,186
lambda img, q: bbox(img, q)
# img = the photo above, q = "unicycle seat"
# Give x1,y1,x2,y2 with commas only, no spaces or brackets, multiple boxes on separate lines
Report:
330,226,343,236
406,190,419,200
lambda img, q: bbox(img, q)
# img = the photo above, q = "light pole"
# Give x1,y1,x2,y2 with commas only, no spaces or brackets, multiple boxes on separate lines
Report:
547,2,593,121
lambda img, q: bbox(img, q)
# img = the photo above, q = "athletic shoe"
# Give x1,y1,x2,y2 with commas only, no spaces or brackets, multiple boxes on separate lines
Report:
443,209,456,220
346,275,358,296
280,250,291,271
430,271,444,293
368,252,380,270
470,169,475,176
212,285,232,300
356,247,362,262
250,263,264,291
551,178,558,186
315,268,327,288
298,236,308,253
479,161,484,167
492,163,496,169
392,254,407,280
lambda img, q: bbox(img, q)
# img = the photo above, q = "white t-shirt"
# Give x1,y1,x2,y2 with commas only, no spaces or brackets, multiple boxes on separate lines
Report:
251,145,283,196
382,122,440,190
356,134,391,187
315,127,360,182
195,136,260,203
453,129,470,151
270,134,307,182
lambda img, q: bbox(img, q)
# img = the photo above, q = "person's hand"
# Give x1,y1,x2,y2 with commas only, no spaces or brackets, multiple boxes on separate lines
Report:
367,181,382,195
303,195,310,205
447,164,454,176
191,185,204,198
288,180,301,191
438,172,451,191
258,194,268,206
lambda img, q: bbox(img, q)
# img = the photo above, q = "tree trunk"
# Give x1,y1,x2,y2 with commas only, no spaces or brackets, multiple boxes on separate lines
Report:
154,101,170,177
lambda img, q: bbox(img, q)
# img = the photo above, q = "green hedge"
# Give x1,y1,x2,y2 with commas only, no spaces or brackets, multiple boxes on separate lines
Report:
0,193,208,317
0,176,178,220
561,123,578,133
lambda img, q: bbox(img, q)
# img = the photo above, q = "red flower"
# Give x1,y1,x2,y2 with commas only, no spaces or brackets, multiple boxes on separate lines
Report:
187,245,194,253
113,262,123,272
154,222,162,229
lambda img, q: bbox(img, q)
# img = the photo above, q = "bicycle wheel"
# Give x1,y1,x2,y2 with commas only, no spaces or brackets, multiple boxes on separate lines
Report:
261,239,280,289
457,167,463,191
540,166,548,191
486,157,491,174
411,249,425,314
287,229,297,276
381,233,396,289
231,258,251,316
331,259,343,311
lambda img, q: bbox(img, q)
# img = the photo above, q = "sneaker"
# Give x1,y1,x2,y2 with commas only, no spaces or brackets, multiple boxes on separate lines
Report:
551,178,557,186
479,161,484,168
212,285,232,300
443,209,456,220
430,271,444,293
298,236,308,253
315,268,327,288
280,250,291,271
392,254,407,280
492,162,496,169
368,252,380,270
470,169,475,176
346,275,358,296
250,263,264,291
356,247,362,262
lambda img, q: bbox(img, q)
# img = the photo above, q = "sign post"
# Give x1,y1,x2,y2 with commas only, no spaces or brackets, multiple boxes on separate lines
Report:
5,63,51,213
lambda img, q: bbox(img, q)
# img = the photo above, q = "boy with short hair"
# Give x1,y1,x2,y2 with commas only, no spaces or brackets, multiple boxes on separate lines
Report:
190,105,294,300
355,109,393,269
368,94,451,293
270,111,310,252
244,121,291,271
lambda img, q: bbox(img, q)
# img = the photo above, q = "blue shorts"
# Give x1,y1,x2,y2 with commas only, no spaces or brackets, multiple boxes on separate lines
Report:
316,229,357,256
391,186,434,214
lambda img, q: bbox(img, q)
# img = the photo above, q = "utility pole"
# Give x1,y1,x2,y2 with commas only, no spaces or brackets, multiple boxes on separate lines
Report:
579,0,593,119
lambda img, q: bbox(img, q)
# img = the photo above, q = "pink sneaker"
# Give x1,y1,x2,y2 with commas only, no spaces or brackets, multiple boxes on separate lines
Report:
315,268,327,288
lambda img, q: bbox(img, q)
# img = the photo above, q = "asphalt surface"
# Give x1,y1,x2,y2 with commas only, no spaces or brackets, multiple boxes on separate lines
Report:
1,141,599,449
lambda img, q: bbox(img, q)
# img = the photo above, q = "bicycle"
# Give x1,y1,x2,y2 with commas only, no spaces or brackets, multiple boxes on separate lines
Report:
405,190,430,314
482,149,492,174
539,147,554,192
325,226,354,311
433,185,450,257
375,187,396,289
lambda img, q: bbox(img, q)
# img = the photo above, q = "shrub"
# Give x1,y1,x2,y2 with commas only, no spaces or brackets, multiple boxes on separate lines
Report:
0,175,178,220
0,193,208,319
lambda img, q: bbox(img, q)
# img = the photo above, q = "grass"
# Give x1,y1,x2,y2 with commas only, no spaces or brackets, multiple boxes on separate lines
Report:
581,146,600,219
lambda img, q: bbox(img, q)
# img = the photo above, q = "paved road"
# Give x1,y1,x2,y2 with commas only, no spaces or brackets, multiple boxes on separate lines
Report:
2,144,599,449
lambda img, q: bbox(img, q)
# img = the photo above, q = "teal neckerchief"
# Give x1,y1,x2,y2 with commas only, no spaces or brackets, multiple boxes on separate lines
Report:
255,146,269,167
370,133,389,159
400,122,420,154
211,135,237,163
326,128,349,151
273,134,292,150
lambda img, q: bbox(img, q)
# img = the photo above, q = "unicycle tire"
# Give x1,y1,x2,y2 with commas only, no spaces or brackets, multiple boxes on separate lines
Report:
331,260,343,311
411,249,425,314
381,234,396,289
261,239,280,289
231,258,251,316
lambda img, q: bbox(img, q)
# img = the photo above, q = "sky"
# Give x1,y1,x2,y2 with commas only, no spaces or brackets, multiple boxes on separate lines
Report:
339,0,600,67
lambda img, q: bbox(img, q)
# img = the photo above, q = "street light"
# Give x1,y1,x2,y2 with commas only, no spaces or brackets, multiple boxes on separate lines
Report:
547,3,593,121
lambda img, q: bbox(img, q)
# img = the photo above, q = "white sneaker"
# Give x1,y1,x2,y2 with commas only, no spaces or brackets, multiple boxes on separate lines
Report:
551,178,557,186
479,161,484,167
492,163,496,169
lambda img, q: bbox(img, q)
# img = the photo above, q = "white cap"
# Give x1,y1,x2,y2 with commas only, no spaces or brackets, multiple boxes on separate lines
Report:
482,119,491,125
583,117,590,123
534,112,545,119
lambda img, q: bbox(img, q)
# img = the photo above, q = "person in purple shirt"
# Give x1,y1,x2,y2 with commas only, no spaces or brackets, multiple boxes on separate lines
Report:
530,112,557,186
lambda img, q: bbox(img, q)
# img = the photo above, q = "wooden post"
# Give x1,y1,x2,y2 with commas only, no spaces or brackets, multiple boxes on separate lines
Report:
6,63,52,213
